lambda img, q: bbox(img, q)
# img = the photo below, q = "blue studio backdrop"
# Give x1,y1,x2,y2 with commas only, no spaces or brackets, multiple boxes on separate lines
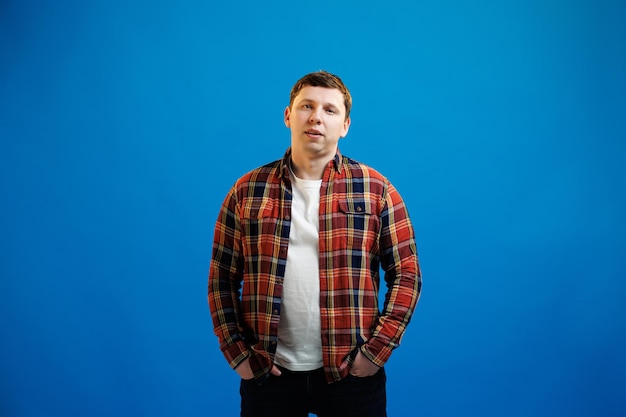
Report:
1,1,625,416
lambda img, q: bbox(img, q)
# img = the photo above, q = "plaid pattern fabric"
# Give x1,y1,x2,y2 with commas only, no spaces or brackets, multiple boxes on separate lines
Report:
208,148,421,383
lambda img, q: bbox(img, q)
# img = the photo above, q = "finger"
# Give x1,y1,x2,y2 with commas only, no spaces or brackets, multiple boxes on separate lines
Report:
270,365,282,376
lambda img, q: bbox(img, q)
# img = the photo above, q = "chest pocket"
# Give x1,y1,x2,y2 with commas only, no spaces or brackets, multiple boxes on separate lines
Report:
338,199,374,215
240,199,275,219
335,198,379,254
239,199,279,259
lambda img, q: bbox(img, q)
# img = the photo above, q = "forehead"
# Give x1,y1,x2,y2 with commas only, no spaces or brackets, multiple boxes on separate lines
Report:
293,85,345,107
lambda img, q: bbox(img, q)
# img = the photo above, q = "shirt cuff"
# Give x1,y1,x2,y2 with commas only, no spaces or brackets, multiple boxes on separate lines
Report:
223,340,250,370
361,336,394,367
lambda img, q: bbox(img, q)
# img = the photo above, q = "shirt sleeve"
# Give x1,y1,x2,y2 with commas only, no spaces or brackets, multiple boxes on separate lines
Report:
207,187,250,370
361,181,422,366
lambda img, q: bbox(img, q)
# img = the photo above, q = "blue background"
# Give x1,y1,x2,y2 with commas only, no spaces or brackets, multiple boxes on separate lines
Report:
1,0,625,416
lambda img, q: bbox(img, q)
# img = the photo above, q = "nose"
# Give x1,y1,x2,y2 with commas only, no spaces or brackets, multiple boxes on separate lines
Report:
309,107,323,124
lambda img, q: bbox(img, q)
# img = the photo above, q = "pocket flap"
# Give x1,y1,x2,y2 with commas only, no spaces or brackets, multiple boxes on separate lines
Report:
241,199,274,219
338,199,373,215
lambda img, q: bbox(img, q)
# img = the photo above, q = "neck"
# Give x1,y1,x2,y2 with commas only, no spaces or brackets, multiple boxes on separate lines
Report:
290,152,333,180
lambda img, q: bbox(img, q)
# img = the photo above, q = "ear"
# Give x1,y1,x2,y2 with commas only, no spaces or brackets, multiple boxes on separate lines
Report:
284,106,291,128
341,116,351,138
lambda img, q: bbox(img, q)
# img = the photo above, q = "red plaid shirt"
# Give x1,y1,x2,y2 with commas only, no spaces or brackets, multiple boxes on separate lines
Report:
208,148,421,383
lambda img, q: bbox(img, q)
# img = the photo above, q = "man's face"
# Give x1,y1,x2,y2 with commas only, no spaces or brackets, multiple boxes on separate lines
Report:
285,85,351,159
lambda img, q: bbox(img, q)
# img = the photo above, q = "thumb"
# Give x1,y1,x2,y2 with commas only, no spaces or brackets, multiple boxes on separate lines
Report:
270,364,282,376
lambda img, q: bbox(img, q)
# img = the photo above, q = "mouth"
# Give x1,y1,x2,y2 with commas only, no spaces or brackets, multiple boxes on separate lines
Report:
305,130,323,137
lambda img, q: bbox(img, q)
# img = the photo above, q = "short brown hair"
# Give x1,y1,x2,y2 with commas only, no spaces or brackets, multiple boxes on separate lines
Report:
289,71,352,119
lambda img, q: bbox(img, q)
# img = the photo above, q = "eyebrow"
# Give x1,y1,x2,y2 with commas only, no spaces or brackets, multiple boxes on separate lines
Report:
298,98,340,108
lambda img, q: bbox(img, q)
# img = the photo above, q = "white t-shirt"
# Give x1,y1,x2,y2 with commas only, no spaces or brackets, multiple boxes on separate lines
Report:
274,171,323,371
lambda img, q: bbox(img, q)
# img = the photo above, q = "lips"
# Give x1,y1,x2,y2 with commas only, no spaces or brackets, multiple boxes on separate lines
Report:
305,129,323,137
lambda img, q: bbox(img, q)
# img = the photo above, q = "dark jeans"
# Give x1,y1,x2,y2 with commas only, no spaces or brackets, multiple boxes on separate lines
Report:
240,366,387,417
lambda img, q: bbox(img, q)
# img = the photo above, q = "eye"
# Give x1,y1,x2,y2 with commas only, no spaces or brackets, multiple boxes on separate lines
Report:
303,104,312,109
326,108,336,114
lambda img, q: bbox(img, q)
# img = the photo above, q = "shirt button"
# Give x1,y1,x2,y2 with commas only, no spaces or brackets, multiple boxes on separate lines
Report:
273,309,279,314
356,206,363,212
285,215,291,220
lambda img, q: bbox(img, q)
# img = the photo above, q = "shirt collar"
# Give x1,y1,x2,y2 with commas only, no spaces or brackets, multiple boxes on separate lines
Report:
279,148,343,181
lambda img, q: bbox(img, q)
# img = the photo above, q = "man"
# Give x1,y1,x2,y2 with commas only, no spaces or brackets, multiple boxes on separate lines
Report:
208,71,421,417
